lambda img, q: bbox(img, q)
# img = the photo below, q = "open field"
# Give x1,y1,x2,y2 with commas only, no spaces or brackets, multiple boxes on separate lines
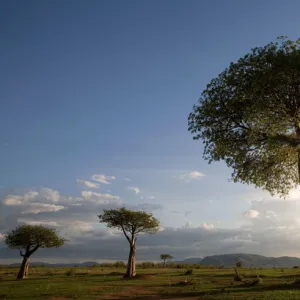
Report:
1,266,300,299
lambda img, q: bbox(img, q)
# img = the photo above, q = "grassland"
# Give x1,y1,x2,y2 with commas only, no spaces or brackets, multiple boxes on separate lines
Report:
1,266,300,299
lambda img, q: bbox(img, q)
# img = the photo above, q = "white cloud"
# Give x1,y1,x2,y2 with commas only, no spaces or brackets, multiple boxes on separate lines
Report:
62,221,93,235
183,221,193,228
21,203,65,214
3,195,23,205
3,188,61,206
38,188,60,203
128,187,140,194
140,196,155,200
201,223,214,230
244,209,260,218
0,233,5,241
91,174,116,185
81,191,121,204
179,171,205,182
23,191,39,201
77,179,99,189
185,210,193,217
124,177,131,181
265,210,277,219
18,219,59,227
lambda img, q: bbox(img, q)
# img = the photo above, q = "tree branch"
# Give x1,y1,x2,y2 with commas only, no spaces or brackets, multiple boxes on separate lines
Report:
27,244,39,257
121,225,131,244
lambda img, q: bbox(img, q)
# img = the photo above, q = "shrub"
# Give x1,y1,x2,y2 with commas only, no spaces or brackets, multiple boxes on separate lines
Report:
235,259,243,268
99,263,114,268
184,269,193,275
293,266,299,269
249,276,263,286
46,271,54,276
175,277,194,286
138,262,156,269
65,268,75,276
113,261,126,268
233,274,243,281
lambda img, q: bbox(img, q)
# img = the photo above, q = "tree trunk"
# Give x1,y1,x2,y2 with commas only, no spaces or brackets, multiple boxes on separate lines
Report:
296,126,300,181
17,256,29,280
125,244,136,278
163,259,166,268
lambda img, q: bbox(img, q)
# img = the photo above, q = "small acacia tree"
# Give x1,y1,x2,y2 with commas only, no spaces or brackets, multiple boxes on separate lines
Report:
188,37,300,196
4,225,65,279
98,207,160,278
160,254,173,267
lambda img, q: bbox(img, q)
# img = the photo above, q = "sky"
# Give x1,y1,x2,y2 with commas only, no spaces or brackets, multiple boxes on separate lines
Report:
1,0,300,263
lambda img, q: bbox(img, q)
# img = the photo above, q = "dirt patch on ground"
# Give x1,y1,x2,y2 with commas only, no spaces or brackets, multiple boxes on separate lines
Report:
100,286,155,299
123,274,153,280
48,297,72,300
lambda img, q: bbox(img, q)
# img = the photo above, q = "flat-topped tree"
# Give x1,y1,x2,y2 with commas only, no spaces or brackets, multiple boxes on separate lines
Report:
188,37,300,196
160,254,174,267
4,225,65,279
98,207,160,278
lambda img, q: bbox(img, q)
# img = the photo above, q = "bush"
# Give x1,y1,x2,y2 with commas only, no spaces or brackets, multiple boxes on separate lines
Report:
236,260,243,268
46,271,54,276
174,277,194,286
65,268,75,276
113,261,126,268
184,269,193,275
247,276,263,286
138,262,156,269
233,274,243,281
293,266,299,269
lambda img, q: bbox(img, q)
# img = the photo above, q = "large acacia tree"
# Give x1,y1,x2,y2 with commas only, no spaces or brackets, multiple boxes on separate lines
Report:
5,225,65,279
188,37,300,196
98,207,160,278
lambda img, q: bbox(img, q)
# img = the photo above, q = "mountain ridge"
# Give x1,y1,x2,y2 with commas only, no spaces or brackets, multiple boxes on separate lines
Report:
3,253,300,268
180,253,300,267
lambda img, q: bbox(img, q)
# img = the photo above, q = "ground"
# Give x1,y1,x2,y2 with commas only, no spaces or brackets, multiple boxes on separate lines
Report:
1,266,300,299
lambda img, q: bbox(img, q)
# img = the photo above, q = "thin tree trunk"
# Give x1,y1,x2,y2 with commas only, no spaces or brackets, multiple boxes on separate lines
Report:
163,259,166,268
296,126,300,181
25,259,30,277
17,257,29,280
125,244,136,278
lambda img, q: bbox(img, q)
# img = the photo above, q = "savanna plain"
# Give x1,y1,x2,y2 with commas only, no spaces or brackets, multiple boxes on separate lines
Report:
2,265,300,300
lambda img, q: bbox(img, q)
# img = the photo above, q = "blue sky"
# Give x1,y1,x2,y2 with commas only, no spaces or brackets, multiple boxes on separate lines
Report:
1,0,300,262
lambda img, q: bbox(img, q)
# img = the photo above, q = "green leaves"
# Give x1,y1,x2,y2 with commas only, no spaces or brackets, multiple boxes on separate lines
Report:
188,37,300,196
160,254,173,260
98,207,160,238
4,225,66,252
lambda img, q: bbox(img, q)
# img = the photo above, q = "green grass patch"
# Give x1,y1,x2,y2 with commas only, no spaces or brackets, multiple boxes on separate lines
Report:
1,266,300,299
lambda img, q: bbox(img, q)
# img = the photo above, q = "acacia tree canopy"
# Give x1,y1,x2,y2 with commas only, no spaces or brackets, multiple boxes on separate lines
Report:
98,207,160,243
160,254,173,260
188,37,300,196
5,225,65,251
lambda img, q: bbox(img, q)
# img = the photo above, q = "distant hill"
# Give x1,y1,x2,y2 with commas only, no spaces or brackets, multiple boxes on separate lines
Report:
5,253,300,268
176,257,203,264
200,253,300,268
7,261,100,267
